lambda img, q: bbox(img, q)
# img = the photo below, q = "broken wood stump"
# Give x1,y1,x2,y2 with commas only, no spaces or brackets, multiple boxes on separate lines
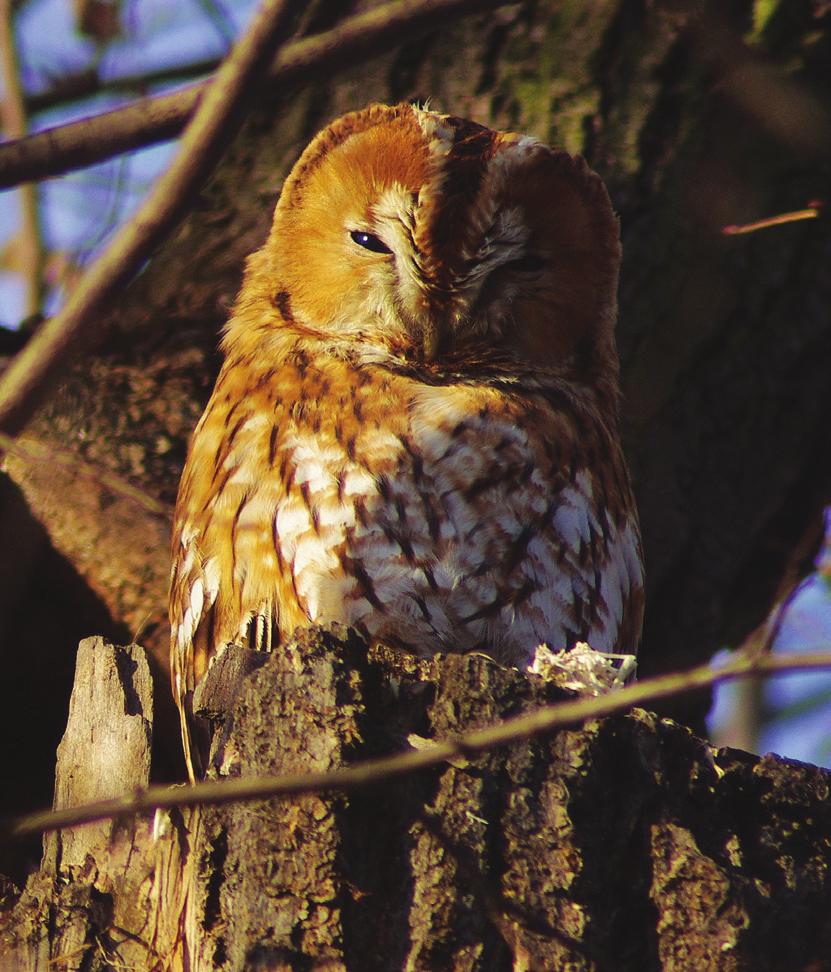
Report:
1,629,830,970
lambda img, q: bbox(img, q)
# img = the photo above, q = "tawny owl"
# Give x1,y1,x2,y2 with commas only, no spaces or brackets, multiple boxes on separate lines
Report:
170,102,644,779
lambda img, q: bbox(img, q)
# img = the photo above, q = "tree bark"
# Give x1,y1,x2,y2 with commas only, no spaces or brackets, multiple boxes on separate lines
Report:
2,630,830,971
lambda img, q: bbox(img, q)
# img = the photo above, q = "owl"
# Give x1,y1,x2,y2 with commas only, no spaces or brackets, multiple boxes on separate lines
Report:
169,103,644,780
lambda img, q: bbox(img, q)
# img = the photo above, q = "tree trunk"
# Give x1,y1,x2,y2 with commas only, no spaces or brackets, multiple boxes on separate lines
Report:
2,631,830,971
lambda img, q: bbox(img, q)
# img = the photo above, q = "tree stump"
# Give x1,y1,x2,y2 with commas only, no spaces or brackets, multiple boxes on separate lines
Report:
1,629,830,971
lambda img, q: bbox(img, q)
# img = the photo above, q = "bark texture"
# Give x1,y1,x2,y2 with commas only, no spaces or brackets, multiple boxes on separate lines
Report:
2,629,830,971
2,0,830,865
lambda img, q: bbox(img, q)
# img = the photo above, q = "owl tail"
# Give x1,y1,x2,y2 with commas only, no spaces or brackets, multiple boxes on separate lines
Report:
178,692,204,784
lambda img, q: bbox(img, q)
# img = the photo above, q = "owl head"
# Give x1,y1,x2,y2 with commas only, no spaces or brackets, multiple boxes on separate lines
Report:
231,103,621,384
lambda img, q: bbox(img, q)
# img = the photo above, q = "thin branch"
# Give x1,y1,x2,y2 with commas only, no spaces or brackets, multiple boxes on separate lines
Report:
0,0,306,437
18,57,220,116
10,648,831,837
0,430,171,517
0,0,508,191
0,84,198,191
722,201,824,235
0,0,43,316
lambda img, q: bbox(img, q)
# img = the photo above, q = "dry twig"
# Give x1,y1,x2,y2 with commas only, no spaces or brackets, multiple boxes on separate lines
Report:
723,201,824,235
17,57,219,116
10,647,831,837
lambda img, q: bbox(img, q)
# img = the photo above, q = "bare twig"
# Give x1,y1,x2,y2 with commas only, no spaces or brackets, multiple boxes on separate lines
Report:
0,430,171,517
0,84,196,191
18,57,220,116
723,201,824,235
10,648,831,837
0,0,508,191
0,0,43,316
0,0,306,437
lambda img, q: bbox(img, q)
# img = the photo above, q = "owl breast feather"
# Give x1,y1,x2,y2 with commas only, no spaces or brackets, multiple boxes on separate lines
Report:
173,356,642,670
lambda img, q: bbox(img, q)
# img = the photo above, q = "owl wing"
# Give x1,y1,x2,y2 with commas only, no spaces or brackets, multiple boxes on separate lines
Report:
169,374,267,781
169,367,313,779
169,480,221,781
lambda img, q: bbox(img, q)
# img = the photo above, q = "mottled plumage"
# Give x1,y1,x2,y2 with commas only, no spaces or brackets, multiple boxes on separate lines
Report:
170,103,644,779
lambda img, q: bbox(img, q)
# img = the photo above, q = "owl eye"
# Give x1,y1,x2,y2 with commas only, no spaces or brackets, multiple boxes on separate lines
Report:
350,230,392,254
